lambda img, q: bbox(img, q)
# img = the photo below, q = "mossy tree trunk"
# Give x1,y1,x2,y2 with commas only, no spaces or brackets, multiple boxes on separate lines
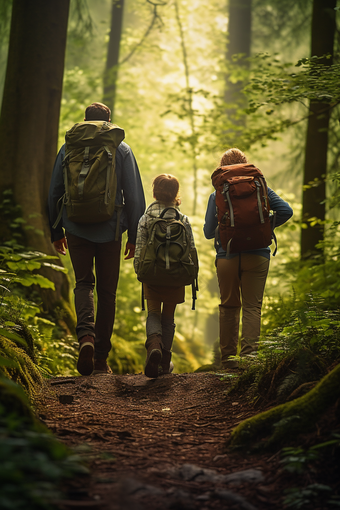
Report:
227,363,340,451
0,0,71,313
300,0,336,259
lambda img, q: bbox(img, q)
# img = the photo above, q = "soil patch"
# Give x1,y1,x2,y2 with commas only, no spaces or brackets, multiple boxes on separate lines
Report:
34,371,322,509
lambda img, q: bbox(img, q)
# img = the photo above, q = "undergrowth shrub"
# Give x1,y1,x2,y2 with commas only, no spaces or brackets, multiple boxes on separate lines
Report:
229,294,340,405
0,239,86,509
0,376,87,510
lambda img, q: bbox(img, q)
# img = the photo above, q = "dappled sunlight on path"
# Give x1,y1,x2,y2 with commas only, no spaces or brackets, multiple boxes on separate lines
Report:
36,372,284,509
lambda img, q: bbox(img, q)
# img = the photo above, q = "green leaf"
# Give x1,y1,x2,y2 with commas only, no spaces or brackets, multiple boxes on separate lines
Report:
0,355,19,368
0,328,27,347
13,274,55,289
7,260,41,271
42,262,67,273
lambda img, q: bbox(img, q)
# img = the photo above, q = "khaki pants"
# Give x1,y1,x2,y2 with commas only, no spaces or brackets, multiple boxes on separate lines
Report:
216,254,269,364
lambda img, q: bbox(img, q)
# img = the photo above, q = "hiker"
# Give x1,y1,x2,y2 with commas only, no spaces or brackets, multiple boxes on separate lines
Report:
203,148,293,370
134,174,198,378
48,102,145,376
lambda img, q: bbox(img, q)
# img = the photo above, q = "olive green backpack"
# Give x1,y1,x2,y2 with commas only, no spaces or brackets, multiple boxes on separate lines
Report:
136,207,199,309
53,121,125,236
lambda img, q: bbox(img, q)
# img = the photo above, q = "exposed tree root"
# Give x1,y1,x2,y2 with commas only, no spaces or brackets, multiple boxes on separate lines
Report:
227,363,340,451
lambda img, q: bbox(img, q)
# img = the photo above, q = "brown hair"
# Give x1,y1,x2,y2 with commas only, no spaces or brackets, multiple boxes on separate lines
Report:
85,102,111,121
220,148,248,166
153,174,181,206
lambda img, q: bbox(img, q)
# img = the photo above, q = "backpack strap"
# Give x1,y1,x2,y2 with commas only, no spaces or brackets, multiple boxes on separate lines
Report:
52,195,66,229
255,180,265,224
214,225,220,252
222,183,234,227
141,283,145,311
104,146,113,206
78,146,90,198
191,277,199,310
272,232,278,256
165,224,171,269
259,177,269,211
160,207,181,220
270,211,278,256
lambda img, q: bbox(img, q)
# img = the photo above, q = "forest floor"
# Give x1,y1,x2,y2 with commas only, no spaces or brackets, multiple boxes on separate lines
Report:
35,370,336,510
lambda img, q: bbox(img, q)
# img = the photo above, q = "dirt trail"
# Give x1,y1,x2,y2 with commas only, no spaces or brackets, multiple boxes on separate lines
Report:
36,372,285,510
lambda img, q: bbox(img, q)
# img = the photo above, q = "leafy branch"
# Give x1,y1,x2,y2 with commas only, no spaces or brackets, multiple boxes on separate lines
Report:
119,0,168,66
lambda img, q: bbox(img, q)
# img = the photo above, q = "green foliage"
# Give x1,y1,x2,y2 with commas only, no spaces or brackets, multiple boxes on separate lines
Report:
227,364,340,451
0,189,26,248
0,252,83,509
0,242,77,378
281,446,320,475
281,435,340,508
0,387,87,510
283,485,337,509
232,301,340,404
0,262,85,510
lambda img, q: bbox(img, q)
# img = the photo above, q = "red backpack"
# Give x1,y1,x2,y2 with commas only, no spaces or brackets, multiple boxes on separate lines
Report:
211,163,273,254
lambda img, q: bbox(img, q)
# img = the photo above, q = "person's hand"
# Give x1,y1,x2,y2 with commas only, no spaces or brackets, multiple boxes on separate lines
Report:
124,242,135,260
53,237,68,256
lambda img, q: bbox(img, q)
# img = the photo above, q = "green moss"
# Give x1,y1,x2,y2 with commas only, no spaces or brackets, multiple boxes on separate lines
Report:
227,363,340,451
0,336,42,399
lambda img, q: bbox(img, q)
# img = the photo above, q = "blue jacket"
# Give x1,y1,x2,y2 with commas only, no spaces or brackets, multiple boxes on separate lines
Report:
48,141,145,244
203,188,293,259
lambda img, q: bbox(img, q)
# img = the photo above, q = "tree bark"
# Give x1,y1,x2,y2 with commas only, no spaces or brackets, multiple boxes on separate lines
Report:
301,0,336,259
0,0,71,311
103,0,124,120
224,0,252,113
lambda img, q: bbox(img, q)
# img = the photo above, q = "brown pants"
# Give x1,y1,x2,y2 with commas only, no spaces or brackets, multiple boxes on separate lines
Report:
216,254,269,364
66,231,121,360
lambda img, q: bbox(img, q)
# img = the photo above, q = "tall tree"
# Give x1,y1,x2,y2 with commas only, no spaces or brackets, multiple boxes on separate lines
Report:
301,0,336,259
103,0,124,120
225,0,252,121
0,0,71,311
174,0,198,215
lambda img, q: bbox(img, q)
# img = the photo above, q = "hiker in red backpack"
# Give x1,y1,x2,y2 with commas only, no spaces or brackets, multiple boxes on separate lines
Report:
134,174,197,378
48,102,145,376
203,148,293,370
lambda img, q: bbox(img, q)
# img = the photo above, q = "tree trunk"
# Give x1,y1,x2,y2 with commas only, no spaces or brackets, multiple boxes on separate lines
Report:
224,0,252,114
174,0,198,215
301,0,336,259
103,0,124,120
0,0,71,312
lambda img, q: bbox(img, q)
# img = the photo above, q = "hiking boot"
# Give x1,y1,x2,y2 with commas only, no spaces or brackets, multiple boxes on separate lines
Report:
145,335,162,379
93,359,112,375
77,335,94,376
159,349,174,375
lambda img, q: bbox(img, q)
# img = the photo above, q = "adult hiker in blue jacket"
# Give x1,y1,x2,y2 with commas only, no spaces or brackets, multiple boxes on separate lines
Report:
203,148,293,370
48,102,145,376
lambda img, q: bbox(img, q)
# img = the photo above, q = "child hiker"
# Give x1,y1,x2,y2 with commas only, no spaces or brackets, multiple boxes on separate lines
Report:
134,174,197,378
